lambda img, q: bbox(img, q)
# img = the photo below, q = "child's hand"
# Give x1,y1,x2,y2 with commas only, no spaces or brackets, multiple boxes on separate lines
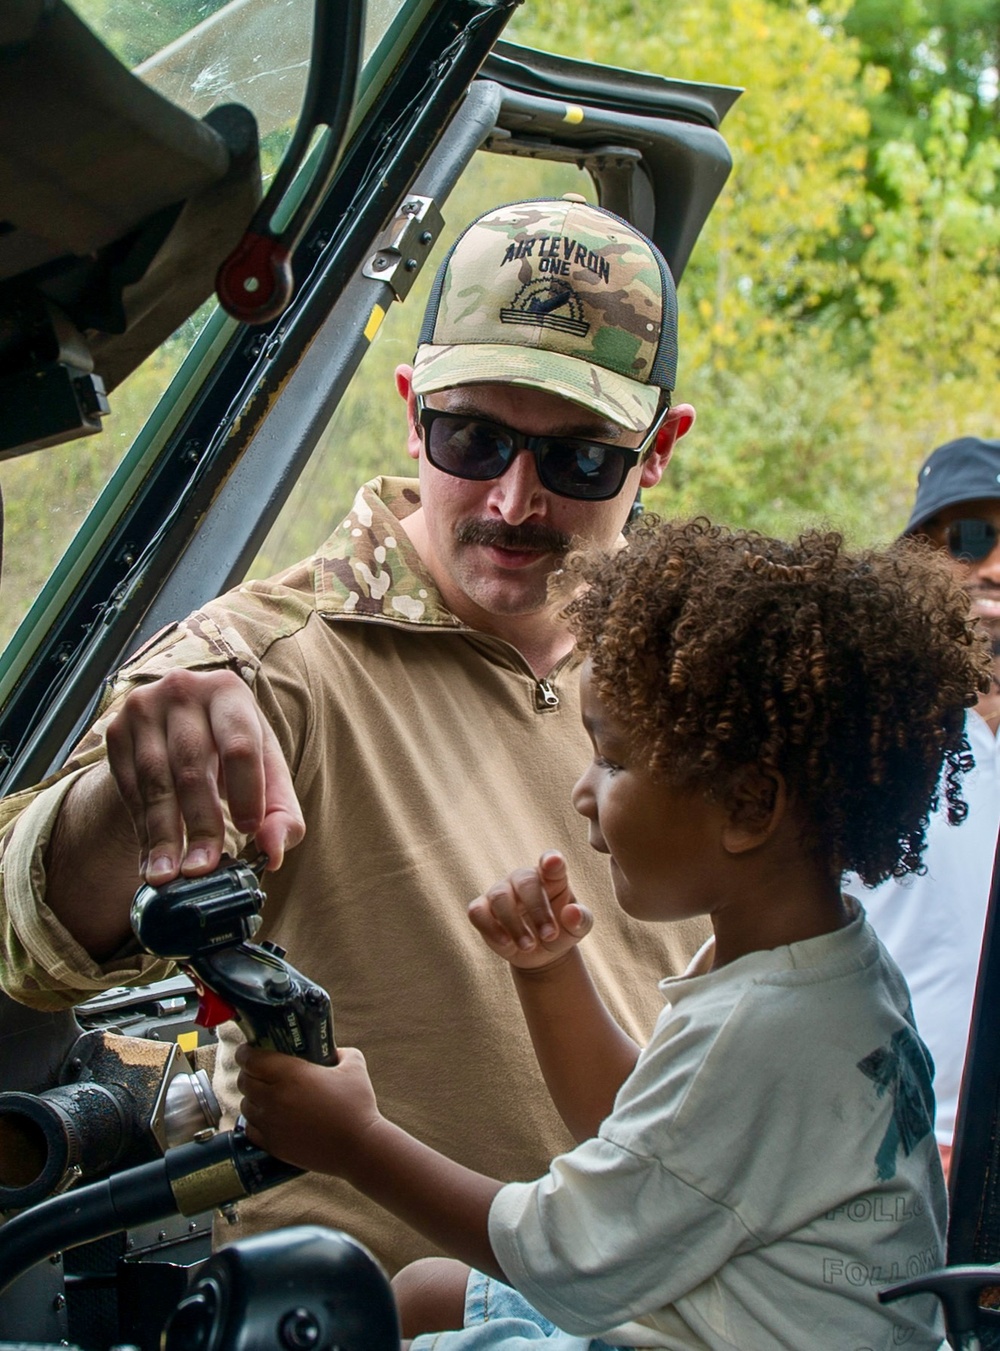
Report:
468,851,593,970
236,1044,380,1176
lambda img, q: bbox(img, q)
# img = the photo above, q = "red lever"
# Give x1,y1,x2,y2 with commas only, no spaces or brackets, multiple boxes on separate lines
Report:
216,231,293,324
192,980,238,1029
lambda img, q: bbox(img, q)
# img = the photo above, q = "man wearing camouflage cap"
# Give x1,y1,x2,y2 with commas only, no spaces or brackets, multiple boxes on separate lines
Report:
0,197,705,1269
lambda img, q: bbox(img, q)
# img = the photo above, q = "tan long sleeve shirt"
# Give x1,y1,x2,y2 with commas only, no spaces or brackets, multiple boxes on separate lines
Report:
0,477,709,1272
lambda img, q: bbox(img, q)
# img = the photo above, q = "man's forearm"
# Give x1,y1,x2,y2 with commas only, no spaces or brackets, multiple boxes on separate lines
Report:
44,762,143,960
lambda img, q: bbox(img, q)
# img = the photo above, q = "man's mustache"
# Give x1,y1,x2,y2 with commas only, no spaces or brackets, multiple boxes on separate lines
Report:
456,519,572,554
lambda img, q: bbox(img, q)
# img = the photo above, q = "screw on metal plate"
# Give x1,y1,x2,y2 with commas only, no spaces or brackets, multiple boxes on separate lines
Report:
362,196,444,301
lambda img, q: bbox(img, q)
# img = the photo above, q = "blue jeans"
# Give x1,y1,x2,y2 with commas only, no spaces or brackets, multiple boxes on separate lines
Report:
409,1269,636,1350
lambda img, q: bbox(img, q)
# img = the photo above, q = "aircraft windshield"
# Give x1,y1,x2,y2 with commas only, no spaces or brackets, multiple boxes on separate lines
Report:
75,0,405,126
0,0,414,653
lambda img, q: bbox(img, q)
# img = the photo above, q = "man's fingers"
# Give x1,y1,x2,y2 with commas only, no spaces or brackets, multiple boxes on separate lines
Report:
253,720,307,869
105,713,151,862
105,669,305,885
164,699,228,874
107,695,201,882
207,684,267,836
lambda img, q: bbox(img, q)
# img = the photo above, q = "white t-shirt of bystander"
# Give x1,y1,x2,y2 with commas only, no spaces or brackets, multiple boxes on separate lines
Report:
849,708,1000,1147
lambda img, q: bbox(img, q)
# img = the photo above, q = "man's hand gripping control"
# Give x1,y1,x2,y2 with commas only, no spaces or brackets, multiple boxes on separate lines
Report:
106,668,306,885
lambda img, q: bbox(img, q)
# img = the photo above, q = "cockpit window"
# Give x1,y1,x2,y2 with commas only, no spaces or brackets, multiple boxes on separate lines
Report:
0,0,411,652
73,0,405,114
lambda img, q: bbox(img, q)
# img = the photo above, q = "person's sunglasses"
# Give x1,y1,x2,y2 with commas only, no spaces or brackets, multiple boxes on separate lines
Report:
415,396,670,502
944,518,1000,563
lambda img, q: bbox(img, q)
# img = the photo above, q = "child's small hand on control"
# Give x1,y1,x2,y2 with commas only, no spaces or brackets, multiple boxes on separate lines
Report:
468,851,593,970
236,1044,380,1177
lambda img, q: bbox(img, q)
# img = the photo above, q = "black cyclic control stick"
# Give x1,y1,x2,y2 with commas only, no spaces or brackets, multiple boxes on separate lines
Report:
0,858,336,1296
130,855,337,1065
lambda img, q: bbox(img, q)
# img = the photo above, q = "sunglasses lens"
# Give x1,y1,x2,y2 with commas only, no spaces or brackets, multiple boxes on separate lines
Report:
538,439,628,499
419,405,636,501
948,519,998,563
426,415,513,481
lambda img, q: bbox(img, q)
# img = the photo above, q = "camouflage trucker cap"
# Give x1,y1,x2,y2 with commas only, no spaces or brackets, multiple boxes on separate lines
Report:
411,197,678,433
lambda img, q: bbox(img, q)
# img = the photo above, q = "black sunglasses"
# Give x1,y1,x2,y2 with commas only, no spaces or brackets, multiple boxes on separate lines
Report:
415,397,669,502
944,518,1000,563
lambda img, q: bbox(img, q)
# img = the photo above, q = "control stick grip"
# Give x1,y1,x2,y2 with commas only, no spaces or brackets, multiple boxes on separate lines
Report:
131,861,337,1066
188,943,337,1066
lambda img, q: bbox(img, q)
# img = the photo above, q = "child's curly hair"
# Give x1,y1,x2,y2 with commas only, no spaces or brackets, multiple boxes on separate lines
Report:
566,517,991,886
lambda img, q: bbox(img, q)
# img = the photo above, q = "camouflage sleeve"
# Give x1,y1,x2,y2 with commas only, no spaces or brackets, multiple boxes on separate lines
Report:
0,765,174,1010
0,611,262,1009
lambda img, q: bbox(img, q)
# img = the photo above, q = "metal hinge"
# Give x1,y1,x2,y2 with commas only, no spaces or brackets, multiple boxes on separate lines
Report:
362,195,445,302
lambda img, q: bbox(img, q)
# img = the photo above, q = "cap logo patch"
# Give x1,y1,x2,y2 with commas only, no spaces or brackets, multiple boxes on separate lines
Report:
501,234,611,284
410,198,679,429
500,281,589,338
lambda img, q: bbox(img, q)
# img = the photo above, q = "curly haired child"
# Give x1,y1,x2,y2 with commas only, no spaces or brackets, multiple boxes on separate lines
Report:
237,518,990,1351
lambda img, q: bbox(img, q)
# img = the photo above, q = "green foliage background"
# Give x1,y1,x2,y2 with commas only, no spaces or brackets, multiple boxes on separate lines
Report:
257,0,1000,571
501,0,999,539
1,0,998,647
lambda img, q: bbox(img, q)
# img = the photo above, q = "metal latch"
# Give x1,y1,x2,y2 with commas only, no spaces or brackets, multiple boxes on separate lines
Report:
362,195,445,302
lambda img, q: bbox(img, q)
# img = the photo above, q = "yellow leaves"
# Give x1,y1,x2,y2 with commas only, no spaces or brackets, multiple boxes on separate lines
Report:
862,63,891,99
502,0,998,545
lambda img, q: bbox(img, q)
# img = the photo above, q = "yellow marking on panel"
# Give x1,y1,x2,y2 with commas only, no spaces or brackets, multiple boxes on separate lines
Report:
365,304,387,342
177,1030,199,1053
563,105,585,124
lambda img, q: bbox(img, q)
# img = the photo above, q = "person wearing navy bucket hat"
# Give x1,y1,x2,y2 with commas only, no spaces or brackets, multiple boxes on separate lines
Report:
848,433,1000,1181
904,435,1000,538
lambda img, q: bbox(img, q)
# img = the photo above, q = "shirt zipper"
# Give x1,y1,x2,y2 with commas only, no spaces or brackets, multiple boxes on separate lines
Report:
535,678,560,711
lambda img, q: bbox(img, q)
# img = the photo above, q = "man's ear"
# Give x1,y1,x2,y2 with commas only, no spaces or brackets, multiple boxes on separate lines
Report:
395,364,422,461
639,402,696,489
721,766,787,855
